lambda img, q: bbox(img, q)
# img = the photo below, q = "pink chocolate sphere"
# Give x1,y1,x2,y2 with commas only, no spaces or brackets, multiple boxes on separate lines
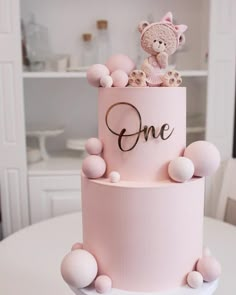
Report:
85,138,103,155
82,155,106,179
61,249,98,288
71,242,83,251
196,256,221,282
87,64,109,87
106,54,135,74
184,141,220,177
95,275,112,294
111,70,129,87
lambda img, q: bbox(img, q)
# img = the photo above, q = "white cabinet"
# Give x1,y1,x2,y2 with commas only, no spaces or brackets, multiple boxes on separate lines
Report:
29,174,81,224
0,0,235,237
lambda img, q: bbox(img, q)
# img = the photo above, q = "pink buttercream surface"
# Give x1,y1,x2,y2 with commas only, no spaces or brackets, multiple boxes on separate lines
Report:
98,87,186,182
82,176,204,292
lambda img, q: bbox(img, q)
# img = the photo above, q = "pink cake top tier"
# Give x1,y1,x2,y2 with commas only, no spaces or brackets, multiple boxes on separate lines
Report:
98,87,186,181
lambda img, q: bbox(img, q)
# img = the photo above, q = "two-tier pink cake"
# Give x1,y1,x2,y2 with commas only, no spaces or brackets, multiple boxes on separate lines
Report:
61,12,221,295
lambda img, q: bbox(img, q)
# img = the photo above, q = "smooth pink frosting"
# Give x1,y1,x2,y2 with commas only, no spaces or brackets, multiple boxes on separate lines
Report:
98,87,186,181
82,175,204,292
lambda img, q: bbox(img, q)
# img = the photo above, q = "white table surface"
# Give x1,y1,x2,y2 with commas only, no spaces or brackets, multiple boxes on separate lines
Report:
0,213,235,295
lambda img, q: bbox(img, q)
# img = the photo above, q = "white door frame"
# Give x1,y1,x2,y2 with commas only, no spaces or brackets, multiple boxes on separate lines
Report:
0,0,29,236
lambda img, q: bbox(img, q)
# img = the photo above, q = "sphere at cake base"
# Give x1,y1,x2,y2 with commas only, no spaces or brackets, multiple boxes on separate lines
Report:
61,249,98,288
187,271,203,289
95,275,112,293
71,242,83,251
184,141,220,177
196,256,221,282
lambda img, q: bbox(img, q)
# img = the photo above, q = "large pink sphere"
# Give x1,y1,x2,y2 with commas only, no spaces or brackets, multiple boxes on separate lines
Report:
196,256,221,282
184,141,220,177
106,54,135,74
95,275,112,293
85,138,103,155
111,70,129,87
82,155,106,179
61,249,98,288
87,64,109,87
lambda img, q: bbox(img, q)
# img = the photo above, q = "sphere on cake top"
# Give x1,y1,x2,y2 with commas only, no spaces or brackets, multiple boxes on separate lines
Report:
86,12,187,88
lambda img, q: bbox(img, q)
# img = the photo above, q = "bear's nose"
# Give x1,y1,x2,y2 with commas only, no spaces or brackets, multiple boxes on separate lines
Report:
159,41,163,44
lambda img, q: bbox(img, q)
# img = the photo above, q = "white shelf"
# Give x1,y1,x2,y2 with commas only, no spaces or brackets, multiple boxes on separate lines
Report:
22,70,208,79
22,71,87,78
179,70,208,77
28,151,84,176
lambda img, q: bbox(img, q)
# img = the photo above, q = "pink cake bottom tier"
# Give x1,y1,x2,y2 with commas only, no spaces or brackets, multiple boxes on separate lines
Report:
81,175,205,292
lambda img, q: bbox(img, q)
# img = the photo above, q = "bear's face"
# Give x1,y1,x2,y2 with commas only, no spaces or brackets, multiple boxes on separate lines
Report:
141,24,178,56
138,12,187,56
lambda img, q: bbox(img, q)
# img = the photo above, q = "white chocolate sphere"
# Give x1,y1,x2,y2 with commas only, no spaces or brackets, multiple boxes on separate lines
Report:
168,157,194,182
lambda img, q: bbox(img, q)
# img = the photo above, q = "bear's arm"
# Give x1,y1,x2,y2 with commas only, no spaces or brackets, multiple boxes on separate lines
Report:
141,58,153,77
157,52,168,69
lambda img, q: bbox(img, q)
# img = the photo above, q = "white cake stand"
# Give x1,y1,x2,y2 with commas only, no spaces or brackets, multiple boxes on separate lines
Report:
71,281,218,295
71,280,218,295
26,128,64,160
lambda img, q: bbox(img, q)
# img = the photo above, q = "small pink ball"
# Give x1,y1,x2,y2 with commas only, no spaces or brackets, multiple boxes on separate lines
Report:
106,54,135,74
71,242,83,251
168,157,194,182
111,70,129,87
82,155,106,179
187,271,203,289
109,171,121,183
100,75,113,88
95,275,112,294
61,249,98,288
85,138,103,155
196,256,221,282
184,141,220,177
87,64,109,87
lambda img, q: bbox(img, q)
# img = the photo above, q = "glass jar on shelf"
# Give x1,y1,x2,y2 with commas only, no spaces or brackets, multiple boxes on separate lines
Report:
96,20,111,64
25,14,52,71
81,33,95,67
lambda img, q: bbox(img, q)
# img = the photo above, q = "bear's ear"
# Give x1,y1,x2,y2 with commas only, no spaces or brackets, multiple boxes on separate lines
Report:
138,21,150,33
175,24,188,34
161,12,173,23
178,34,186,47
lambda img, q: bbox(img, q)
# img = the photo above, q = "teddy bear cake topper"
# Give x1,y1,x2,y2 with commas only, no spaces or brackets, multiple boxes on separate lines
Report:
87,12,187,88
